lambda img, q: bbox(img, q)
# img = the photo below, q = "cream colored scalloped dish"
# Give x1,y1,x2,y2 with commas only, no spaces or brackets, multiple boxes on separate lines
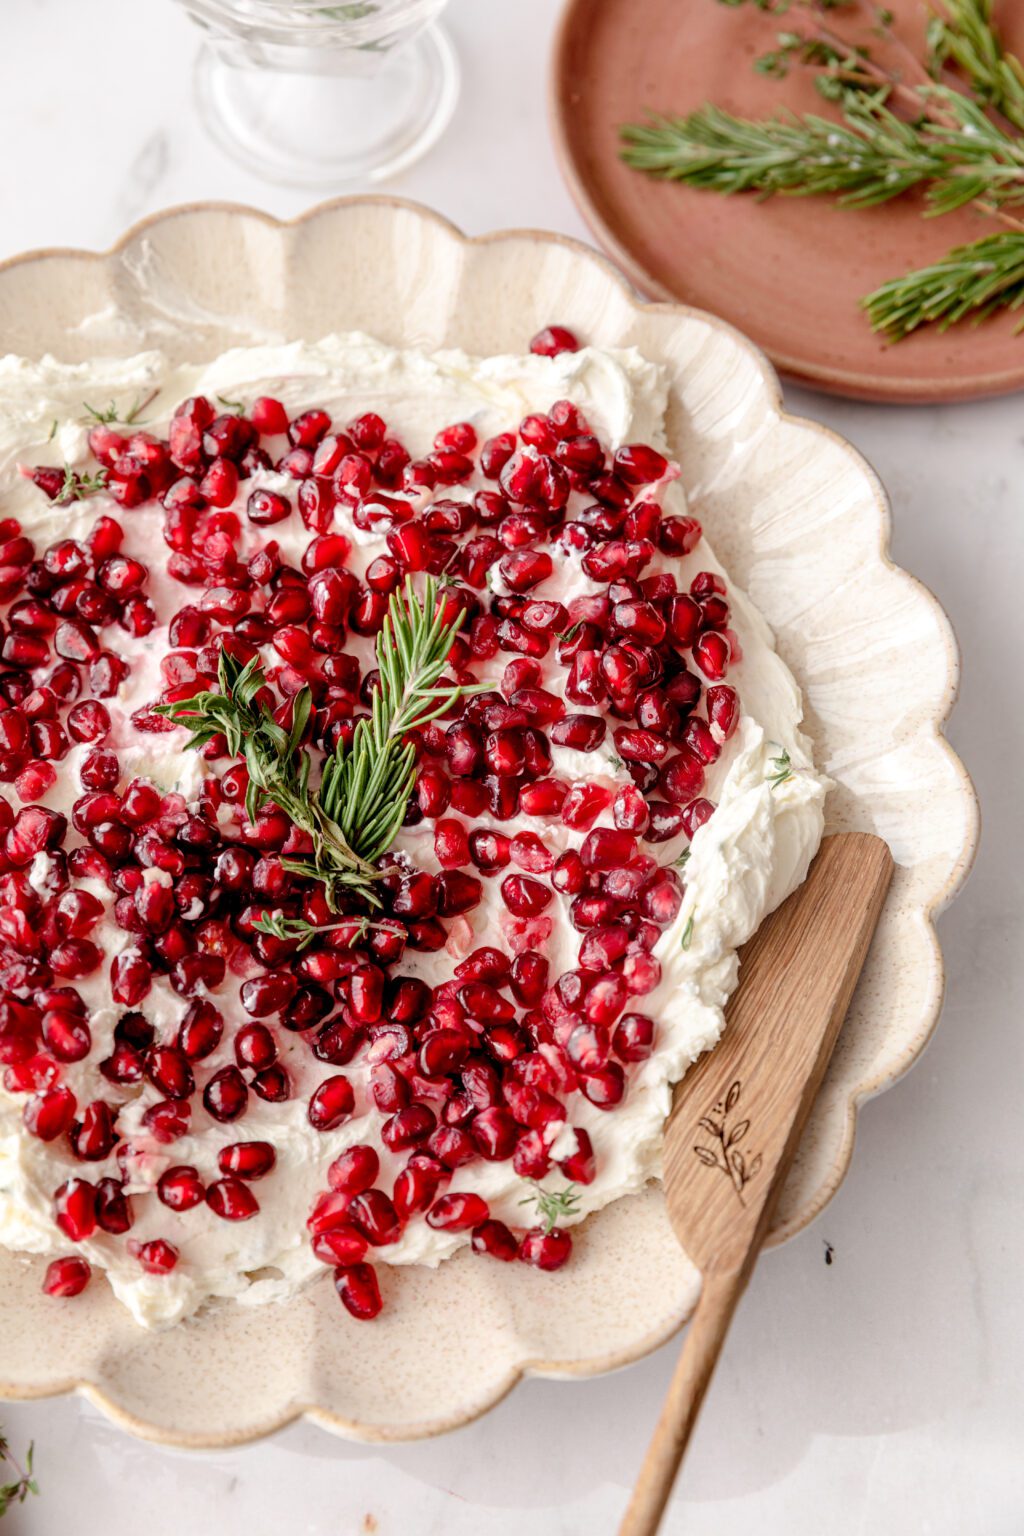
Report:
0,199,977,1446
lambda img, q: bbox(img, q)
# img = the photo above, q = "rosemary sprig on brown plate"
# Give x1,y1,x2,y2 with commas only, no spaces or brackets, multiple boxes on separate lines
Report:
620,0,1024,338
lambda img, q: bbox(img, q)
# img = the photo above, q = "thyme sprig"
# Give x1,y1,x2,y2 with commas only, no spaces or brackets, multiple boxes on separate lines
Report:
620,0,1024,338
81,389,158,427
0,1432,37,1516
519,1179,581,1233
251,910,389,952
767,745,795,789
54,464,109,505
156,577,483,909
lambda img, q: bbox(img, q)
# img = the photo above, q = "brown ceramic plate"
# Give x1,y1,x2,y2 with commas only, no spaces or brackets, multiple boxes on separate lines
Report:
551,0,1024,402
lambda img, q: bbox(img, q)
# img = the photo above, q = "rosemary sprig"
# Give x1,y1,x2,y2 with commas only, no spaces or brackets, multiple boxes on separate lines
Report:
864,228,1024,336
216,393,245,415
928,0,1024,134
621,89,1024,213
54,464,109,505
621,0,1024,337
0,1432,37,1516
315,577,487,867
518,1180,580,1233
156,577,482,909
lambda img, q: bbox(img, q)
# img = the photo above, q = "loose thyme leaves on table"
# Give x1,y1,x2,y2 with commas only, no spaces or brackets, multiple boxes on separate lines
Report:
620,0,1024,338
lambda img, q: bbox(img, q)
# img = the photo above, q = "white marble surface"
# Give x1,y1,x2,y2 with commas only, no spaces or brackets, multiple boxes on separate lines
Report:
0,2,1020,1532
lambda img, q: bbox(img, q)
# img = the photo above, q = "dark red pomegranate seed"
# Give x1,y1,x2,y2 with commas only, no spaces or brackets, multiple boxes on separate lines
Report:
158,1165,206,1211
471,1220,519,1262
308,1074,355,1131
519,1227,572,1270
334,1262,382,1320
43,1255,91,1298
206,1177,259,1221
426,1191,489,1232
219,1141,276,1179
530,326,580,357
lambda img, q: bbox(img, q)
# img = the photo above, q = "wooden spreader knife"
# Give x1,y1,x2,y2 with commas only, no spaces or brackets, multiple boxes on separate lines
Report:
620,832,894,1536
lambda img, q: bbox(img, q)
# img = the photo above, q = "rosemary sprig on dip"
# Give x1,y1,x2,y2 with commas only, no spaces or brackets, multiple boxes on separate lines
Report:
156,576,484,911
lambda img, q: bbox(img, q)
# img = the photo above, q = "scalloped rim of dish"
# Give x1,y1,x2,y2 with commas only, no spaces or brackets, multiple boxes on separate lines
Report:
0,197,979,1447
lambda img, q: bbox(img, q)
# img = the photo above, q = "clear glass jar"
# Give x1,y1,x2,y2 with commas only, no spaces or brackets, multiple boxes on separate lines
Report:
176,0,459,188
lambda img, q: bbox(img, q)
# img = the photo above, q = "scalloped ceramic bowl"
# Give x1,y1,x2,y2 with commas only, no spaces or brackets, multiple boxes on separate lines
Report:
0,199,977,1446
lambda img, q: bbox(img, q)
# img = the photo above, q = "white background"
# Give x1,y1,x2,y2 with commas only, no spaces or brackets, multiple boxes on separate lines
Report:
0,2,1021,1533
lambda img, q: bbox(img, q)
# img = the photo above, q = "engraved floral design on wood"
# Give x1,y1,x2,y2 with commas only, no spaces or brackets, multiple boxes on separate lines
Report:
691,1080,763,1206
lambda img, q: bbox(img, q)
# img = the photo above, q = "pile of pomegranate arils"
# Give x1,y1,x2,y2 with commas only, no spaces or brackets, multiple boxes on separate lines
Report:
0,325,741,1323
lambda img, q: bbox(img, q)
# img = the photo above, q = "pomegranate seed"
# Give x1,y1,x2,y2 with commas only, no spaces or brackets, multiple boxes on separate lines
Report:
335,1262,382,1320
95,1178,133,1234
134,1239,179,1274
501,874,553,917
25,1085,77,1141
235,1022,276,1071
426,1191,489,1232
682,798,716,838
206,1177,259,1221
203,1065,248,1122
559,1127,596,1184
142,1099,191,1142
328,1145,379,1193
520,1227,572,1270
309,1074,354,1131
530,326,580,357
53,1177,96,1240
158,1165,206,1211
43,1255,91,1298
348,1188,401,1246
472,1219,519,1261
251,396,289,434
219,1141,276,1179
660,748,706,804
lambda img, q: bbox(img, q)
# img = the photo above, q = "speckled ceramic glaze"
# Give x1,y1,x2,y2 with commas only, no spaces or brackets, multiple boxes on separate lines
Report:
0,199,978,1445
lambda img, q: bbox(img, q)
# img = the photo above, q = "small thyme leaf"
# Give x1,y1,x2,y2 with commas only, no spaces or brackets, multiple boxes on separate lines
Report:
767,746,794,789
554,621,583,645
674,848,692,868
680,914,695,950
518,1179,581,1233
606,755,625,771
54,464,109,505
216,393,245,415
46,419,58,442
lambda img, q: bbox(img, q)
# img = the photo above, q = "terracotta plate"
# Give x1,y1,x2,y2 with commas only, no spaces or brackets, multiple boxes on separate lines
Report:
552,0,1024,402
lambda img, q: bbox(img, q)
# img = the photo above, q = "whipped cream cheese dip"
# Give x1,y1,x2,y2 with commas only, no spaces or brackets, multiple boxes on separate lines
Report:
0,334,826,1326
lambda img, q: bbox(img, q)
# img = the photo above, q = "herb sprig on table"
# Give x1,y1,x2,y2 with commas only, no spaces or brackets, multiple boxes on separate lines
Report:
620,0,1024,339
0,1430,37,1518
156,575,485,912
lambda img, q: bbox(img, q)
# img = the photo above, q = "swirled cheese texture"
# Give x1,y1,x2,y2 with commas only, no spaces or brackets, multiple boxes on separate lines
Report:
0,335,827,1326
